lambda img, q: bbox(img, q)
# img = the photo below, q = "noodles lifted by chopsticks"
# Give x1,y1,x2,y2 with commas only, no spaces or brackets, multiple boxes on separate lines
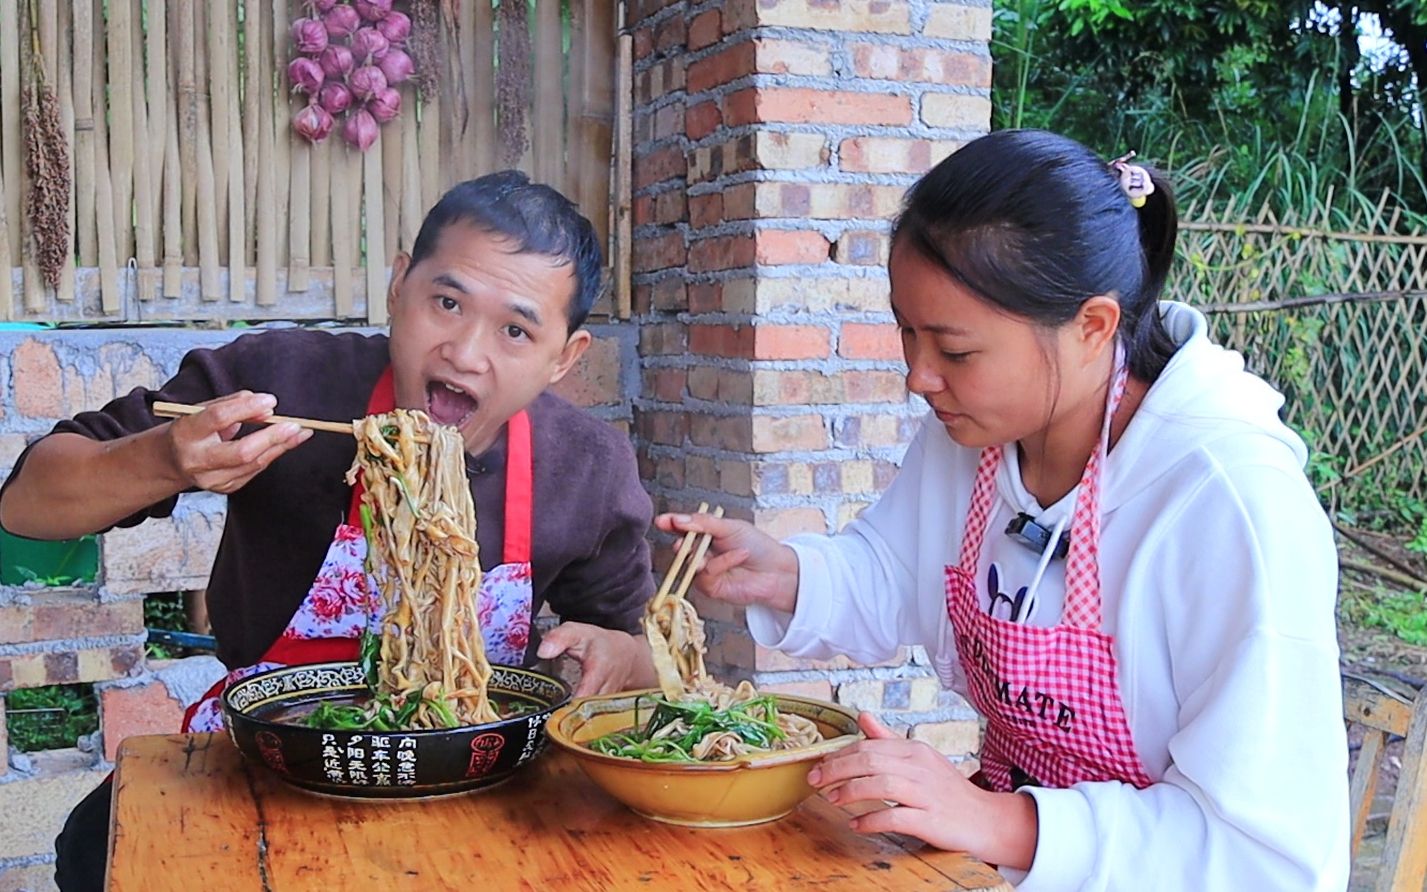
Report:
606,503,823,761
344,409,499,728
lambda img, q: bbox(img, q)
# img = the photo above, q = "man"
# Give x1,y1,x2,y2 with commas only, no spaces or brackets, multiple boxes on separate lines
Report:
0,171,658,890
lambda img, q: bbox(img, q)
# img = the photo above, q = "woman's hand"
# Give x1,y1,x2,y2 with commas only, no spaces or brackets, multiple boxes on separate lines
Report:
810,713,1039,870
165,391,312,493
535,622,657,696
653,512,800,614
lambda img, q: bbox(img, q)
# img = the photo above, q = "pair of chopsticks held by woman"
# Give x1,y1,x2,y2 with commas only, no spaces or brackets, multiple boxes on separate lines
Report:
1,130,1346,891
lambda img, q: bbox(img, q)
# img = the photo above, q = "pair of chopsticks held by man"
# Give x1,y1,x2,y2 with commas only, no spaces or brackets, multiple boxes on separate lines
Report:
0,130,1348,891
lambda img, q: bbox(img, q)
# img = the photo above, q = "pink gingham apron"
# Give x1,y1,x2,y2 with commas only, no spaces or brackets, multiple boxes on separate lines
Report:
944,359,1154,792
181,367,535,732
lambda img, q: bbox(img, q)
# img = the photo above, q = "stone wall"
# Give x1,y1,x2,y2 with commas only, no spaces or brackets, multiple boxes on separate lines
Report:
627,0,991,745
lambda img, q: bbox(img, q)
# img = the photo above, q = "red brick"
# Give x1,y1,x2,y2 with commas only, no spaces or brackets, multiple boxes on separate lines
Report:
650,277,688,312
688,366,721,400
840,136,962,174
13,337,62,419
833,230,889,266
851,45,992,88
689,323,756,358
724,87,912,126
685,100,722,141
101,679,186,760
688,41,756,93
755,39,832,76
752,370,845,406
653,14,687,54
550,335,623,408
924,3,994,42
717,185,751,222
751,414,829,452
689,193,724,229
688,282,723,314
690,414,752,451
922,93,993,129
754,0,910,33
639,321,687,355
689,233,756,272
839,322,902,359
633,230,687,273
637,409,689,446
844,370,908,403
636,190,687,227
642,368,688,402
753,506,828,538
633,24,654,60
752,325,831,360
755,229,828,265
688,10,722,50
634,144,687,190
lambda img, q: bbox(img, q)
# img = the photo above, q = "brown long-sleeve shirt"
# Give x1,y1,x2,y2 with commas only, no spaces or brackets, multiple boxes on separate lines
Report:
1,329,654,669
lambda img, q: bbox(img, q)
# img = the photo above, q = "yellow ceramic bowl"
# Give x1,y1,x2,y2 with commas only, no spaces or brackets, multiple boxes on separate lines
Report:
546,689,862,828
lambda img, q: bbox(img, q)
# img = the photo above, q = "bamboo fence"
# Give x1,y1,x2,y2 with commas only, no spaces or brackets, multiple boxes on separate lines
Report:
1178,198,1427,506
0,0,625,325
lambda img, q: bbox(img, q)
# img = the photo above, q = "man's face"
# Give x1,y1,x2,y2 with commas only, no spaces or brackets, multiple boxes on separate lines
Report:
386,222,590,455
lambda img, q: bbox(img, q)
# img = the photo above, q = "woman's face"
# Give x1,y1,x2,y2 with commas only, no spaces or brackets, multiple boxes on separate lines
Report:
889,240,1111,449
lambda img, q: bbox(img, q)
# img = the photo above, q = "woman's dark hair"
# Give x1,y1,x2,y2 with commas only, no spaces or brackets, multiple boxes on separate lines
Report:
892,129,1179,382
410,170,604,332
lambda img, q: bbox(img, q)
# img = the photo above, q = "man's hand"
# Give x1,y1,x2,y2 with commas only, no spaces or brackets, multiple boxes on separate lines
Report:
536,622,658,696
167,391,312,493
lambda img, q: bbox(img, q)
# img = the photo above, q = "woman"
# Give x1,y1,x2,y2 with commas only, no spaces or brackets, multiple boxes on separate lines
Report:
658,130,1348,890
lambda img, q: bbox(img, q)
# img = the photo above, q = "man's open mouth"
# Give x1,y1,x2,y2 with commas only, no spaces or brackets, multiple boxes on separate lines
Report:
426,380,478,428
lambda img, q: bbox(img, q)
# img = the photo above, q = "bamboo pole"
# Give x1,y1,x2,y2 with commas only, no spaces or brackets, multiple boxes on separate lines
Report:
438,7,458,194
0,0,20,263
0,157,10,320
365,134,387,325
420,79,442,212
226,1,245,303
129,0,154,300
193,2,221,302
107,0,134,262
288,138,312,292
91,0,120,313
534,0,562,187
614,33,632,320
401,103,421,251
331,145,355,318
577,0,615,252
161,36,182,298
208,0,231,259
243,0,260,263
271,0,291,273
458,0,479,181
50,0,77,304
382,106,403,263
564,5,585,202
176,0,197,263
310,134,331,268
145,0,168,300
18,0,41,312
255,0,277,306
473,0,495,176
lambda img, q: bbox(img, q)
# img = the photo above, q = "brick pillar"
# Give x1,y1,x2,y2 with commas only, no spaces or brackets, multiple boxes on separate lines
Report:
630,0,992,755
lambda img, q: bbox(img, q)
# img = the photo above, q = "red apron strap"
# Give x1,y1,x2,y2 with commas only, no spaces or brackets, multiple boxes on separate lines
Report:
346,366,398,527
503,410,533,565
265,636,360,666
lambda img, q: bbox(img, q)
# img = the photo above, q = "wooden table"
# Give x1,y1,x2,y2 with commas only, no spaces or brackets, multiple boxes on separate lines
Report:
108,733,1011,891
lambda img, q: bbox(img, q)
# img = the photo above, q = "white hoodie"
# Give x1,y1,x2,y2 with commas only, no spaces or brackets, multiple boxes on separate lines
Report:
749,303,1349,891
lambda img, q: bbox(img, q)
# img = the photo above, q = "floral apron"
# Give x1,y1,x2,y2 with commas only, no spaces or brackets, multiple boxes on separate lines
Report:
183,368,535,732
943,358,1155,792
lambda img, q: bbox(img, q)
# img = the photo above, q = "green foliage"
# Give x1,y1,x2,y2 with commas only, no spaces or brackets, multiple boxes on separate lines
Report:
1346,587,1427,646
6,684,99,753
143,592,189,660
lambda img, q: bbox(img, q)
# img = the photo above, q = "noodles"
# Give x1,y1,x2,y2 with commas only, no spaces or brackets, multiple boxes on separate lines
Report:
305,409,497,731
591,512,825,762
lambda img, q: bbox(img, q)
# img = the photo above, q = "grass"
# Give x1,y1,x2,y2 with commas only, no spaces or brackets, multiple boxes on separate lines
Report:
5,684,99,753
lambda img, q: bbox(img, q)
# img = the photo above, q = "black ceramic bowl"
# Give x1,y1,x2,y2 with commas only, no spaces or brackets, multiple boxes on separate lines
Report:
222,660,571,799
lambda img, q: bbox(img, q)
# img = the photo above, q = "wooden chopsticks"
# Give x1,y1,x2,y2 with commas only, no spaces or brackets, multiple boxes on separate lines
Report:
650,502,723,613
152,401,356,435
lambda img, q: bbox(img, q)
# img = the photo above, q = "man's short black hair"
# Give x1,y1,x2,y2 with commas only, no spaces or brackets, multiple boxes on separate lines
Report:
409,171,604,332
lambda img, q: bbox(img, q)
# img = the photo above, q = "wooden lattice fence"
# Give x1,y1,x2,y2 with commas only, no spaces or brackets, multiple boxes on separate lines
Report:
0,0,626,325
1178,200,1427,506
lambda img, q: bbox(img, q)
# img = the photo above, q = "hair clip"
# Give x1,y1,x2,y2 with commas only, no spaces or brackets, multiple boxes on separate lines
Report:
1109,151,1154,208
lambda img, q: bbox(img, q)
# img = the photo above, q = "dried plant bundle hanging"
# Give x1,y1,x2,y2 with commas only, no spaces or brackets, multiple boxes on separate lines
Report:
23,0,71,292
